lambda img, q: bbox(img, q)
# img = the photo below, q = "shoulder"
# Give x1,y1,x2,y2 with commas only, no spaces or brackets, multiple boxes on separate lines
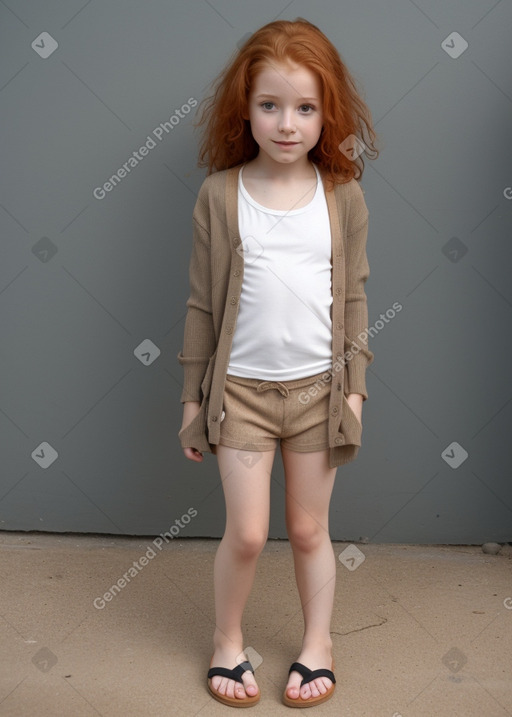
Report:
193,165,243,230
331,176,366,203
329,176,369,233
194,166,241,222
316,165,366,204
196,165,242,200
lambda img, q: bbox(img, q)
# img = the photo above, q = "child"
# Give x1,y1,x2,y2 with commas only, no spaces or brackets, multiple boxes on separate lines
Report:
178,18,378,708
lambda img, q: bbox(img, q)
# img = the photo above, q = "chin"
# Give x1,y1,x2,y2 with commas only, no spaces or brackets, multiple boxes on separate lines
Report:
272,155,297,164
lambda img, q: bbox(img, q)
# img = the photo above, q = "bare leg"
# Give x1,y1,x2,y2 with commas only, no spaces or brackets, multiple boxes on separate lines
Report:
281,447,338,701
210,444,275,700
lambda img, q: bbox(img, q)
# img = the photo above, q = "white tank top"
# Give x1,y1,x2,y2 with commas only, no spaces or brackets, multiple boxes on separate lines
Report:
227,163,333,380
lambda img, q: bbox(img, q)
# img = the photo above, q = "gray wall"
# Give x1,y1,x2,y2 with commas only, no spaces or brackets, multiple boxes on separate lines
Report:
1,1,511,543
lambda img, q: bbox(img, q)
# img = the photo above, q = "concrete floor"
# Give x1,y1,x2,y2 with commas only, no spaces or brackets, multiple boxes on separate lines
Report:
0,533,511,717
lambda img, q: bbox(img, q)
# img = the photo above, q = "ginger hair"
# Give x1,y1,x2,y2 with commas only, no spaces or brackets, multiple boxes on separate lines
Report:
195,18,379,188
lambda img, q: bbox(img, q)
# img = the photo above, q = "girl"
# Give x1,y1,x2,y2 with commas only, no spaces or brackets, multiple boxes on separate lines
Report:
178,18,378,708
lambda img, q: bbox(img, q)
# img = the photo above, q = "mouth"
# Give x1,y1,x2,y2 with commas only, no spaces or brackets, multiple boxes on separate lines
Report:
273,140,299,146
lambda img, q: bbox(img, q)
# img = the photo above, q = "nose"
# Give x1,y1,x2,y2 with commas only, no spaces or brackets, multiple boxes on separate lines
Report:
278,108,296,134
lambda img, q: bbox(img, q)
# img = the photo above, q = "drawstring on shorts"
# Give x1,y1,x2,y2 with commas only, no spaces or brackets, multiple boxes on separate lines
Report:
256,381,290,398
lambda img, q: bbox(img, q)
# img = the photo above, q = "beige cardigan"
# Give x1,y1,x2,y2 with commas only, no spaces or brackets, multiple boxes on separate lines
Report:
177,164,374,468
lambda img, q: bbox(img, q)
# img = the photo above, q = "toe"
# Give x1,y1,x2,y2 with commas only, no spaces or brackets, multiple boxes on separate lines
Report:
234,681,247,699
301,682,313,699
241,670,258,697
300,677,331,700
210,671,259,701
214,676,236,698
226,678,238,699
221,677,232,698
211,675,223,695
316,677,329,695
320,677,331,694
286,670,303,700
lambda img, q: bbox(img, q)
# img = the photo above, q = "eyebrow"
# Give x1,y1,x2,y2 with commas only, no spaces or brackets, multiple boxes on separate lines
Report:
254,94,319,102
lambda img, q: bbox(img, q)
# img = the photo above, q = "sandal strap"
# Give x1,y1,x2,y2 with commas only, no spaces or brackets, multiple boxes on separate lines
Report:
288,661,336,686
207,660,254,683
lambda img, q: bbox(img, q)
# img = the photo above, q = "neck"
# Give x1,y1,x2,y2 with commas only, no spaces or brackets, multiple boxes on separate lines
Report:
247,152,315,181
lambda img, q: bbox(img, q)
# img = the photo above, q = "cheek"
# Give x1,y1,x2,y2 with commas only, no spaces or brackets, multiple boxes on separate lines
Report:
308,117,324,141
250,112,274,137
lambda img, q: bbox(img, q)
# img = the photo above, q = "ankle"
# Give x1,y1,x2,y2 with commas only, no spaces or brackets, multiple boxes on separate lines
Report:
213,630,244,653
301,636,333,654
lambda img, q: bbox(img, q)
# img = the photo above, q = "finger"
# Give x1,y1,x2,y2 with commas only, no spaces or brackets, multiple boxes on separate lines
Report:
184,447,203,462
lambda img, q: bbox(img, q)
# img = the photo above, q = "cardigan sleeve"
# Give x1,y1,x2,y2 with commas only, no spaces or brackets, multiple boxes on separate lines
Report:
343,183,375,400
177,187,217,403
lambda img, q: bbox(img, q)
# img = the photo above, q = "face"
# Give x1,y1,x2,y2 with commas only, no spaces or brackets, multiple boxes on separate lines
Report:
247,60,323,168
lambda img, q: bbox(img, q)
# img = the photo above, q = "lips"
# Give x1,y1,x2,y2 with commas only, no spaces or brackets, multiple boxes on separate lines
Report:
273,140,298,146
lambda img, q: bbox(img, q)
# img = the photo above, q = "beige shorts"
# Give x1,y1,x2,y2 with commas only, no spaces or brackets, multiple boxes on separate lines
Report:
218,371,331,453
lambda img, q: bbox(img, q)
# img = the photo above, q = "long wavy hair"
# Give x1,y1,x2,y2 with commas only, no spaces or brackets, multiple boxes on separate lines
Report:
195,18,379,188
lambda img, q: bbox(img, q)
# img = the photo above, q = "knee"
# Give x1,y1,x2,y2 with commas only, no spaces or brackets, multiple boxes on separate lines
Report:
228,526,267,560
287,518,327,553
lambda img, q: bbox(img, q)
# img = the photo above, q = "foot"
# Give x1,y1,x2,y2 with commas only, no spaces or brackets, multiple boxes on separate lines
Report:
209,645,259,701
285,644,333,702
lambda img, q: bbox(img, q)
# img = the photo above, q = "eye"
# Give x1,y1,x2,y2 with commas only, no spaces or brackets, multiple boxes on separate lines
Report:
299,104,314,113
260,102,275,111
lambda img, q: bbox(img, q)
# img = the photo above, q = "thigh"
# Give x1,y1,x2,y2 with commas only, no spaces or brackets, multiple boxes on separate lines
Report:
281,374,331,453
281,447,337,527
216,443,276,534
219,376,281,451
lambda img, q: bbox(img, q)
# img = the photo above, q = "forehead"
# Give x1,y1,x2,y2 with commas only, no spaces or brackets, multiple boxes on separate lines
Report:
251,60,321,98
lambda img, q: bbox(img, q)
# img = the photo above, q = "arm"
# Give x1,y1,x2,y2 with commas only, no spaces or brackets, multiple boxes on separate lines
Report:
178,188,216,460
344,184,374,418
180,401,203,462
346,393,363,424
177,213,216,403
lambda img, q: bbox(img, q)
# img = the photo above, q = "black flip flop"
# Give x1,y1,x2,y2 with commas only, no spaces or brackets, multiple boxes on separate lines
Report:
207,658,260,707
282,661,336,708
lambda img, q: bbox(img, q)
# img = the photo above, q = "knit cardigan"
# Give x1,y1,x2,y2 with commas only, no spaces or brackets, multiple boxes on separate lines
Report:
177,163,374,468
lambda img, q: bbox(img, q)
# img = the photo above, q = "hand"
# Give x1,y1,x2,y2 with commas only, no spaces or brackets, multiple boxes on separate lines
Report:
183,446,203,462
346,393,363,426
181,402,204,462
